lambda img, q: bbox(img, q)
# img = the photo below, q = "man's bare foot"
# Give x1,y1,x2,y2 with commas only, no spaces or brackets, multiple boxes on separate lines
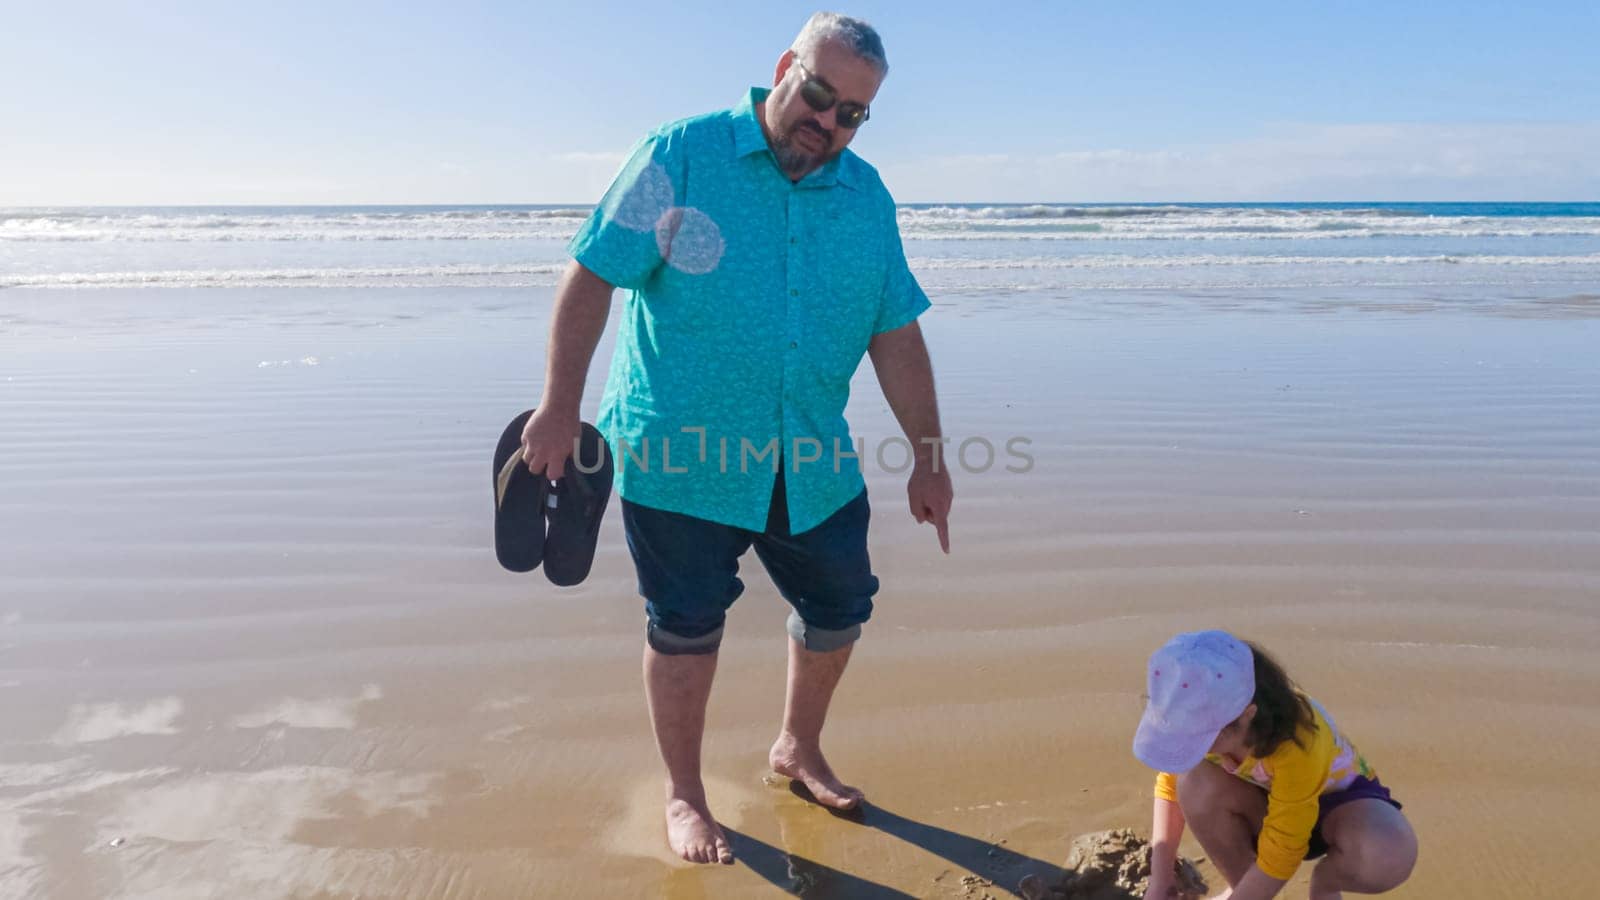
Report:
664,790,733,865
769,731,865,810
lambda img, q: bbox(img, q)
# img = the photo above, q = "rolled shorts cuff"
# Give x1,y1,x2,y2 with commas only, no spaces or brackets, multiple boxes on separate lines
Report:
647,622,724,656
786,610,861,652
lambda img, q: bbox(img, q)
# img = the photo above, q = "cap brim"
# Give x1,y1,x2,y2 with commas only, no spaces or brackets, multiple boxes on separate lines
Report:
1132,714,1217,774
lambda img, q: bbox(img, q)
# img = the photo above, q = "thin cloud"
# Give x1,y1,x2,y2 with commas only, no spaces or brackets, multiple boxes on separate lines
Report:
551,150,628,164
884,122,1600,201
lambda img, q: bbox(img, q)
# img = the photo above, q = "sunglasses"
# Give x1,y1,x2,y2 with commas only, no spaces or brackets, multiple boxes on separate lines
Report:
793,60,871,130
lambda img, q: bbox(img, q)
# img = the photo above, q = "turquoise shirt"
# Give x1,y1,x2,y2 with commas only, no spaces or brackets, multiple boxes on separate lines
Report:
568,87,930,534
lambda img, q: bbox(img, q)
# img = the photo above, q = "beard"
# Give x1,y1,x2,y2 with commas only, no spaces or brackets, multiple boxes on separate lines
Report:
772,119,837,177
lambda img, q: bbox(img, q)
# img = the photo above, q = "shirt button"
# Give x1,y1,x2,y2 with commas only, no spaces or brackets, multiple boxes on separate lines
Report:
789,237,797,244
790,341,798,349
789,289,798,296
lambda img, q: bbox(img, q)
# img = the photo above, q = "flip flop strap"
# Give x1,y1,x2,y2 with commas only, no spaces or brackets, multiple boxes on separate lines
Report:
495,446,525,510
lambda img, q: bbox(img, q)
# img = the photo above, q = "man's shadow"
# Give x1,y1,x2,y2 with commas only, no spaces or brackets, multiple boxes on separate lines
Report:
729,782,1067,897
724,827,917,898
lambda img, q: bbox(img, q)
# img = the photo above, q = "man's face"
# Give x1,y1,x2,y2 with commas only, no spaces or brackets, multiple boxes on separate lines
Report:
764,40,883,179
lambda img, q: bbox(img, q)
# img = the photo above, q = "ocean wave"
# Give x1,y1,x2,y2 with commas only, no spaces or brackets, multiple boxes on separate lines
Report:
0,209,593,243
908,253,1600,270
9,253,1598,291
0,263,567,289
895,208,1600,241
6,205,1600,243
895,205,1443,221
899,204,1196,220
898,224,1600,241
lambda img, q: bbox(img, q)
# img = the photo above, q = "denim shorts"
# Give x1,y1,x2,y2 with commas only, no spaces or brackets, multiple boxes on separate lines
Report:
621,469,879,655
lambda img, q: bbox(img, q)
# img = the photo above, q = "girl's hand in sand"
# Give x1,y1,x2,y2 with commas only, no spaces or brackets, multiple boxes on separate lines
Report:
907,457,953,553
521,407,581,480
1143,875,1175,900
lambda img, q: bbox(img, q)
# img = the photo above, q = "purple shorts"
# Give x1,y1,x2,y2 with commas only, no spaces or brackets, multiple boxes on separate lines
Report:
1304,775,1402,859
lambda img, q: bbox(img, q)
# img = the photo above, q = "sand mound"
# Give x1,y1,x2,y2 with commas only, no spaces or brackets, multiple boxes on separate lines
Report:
1017,829,1208,900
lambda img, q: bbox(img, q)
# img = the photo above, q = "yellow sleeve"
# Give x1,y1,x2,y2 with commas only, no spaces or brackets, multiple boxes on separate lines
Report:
1154,771,1179,803
1254,723,1335,880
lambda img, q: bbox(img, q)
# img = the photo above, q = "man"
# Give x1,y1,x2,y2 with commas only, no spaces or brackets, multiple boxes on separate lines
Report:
520,11,951,865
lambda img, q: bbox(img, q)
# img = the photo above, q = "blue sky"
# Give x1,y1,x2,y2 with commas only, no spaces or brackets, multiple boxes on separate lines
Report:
3,0,1596,204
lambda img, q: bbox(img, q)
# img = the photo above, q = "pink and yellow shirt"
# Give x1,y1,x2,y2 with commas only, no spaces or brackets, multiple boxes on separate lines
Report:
1154,698,1375,880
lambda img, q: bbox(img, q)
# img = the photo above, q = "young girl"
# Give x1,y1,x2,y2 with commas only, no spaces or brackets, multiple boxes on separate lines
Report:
1133,631,1417,900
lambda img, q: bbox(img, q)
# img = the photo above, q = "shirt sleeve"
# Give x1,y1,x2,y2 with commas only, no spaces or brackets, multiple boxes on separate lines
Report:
873,200,931,335
1154,771,1179,803
1254,736,1330,881
567,132,680,291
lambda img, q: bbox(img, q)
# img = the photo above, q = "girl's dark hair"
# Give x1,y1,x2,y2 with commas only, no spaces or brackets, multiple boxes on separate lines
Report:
1243,640,1317,757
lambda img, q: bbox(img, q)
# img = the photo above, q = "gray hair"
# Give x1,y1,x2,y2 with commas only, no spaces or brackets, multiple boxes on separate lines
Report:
791,11,889,76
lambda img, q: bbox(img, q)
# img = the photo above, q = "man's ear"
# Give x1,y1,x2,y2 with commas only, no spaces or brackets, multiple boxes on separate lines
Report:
773,49,796,87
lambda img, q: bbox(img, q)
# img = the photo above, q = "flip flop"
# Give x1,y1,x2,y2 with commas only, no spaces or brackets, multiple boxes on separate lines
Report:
492,409,549,573
541,422,614,587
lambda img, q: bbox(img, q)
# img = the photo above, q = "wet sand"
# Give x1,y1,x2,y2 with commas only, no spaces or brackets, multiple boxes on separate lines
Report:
2,285,1598,898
